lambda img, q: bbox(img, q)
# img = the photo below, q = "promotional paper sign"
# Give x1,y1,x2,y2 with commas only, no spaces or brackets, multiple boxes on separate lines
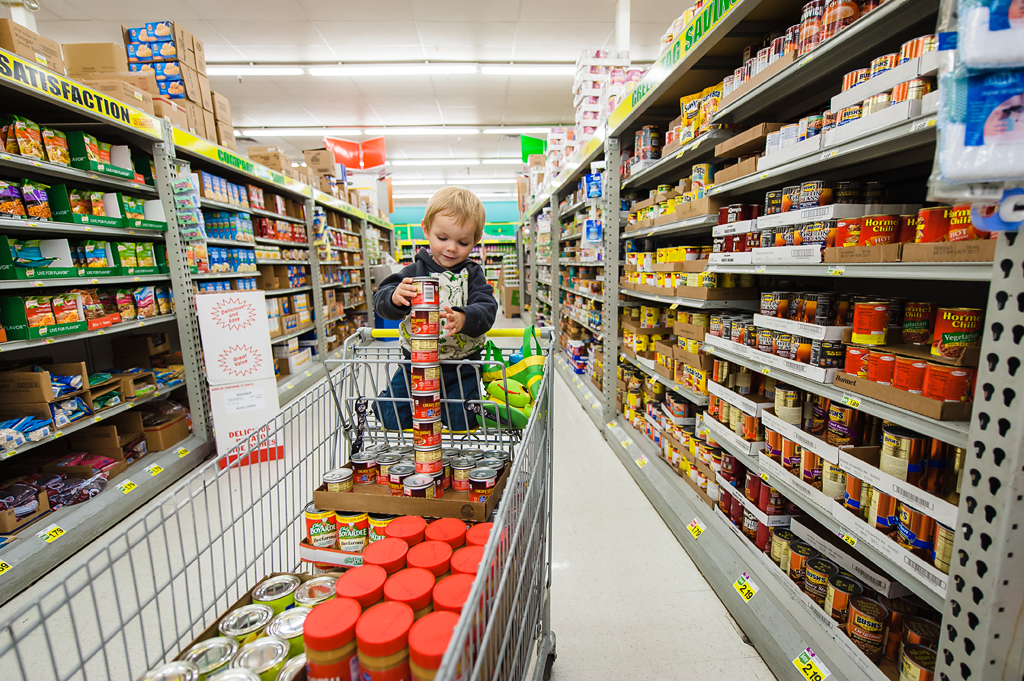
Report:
196,291,276,385
210,378,284,468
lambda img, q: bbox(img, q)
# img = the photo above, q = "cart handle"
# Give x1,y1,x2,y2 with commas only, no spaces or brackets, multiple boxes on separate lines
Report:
366,327,550,339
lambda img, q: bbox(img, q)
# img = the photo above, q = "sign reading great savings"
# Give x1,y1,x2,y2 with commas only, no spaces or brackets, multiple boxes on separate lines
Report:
0,48,162,138
607,0,742,131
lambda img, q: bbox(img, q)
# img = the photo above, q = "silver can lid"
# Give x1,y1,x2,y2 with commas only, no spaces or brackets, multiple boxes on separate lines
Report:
351,451,376,464
477,458,503,470
232,636,290,674
182,636,239,673
275,654,308,681
252,575,301,604
389,463,416,477
365,442,391,454
217,604,274,638
469,467,498,482
323,468,353,483
404,474,434,489
295,575,337,607
266,606,312,640
451,456,476,469
137,661,200,681
208,668,261,681
375,453,401,465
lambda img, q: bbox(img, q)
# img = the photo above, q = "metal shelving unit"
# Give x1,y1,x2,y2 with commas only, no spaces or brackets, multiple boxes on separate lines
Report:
621,287,758,311
621,353,709,407
708,260,991,282
0,314,176,355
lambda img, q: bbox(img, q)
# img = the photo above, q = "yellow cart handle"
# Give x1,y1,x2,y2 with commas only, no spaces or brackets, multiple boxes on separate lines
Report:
367,328,543,338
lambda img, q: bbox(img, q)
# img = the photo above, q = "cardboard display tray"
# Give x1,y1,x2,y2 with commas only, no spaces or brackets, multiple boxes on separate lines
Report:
832,372,972,421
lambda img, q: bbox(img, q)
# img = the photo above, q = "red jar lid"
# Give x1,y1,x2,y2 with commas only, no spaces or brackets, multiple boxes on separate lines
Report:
385,516,427,546
355,600,415,657
335,565,387,607
425,518,467,550
362,537,409,574
409,611,460,671
450,546,484,576
465,522,492,547
433,574,474,614
406,540,453,577
384,567,435,611
303,597,362,651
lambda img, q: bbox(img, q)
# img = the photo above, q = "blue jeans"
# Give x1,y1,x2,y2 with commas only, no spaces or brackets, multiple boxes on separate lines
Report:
374,362,481,431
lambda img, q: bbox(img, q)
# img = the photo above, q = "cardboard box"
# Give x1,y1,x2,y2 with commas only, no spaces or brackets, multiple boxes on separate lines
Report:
248,149,292,172
712,156,759,184
192,35,206,73
715,123,784,159
182,100,205,136
900,240,996,263
0,490,49,534
651,259,710,273
143,412,189,452
79,79,154,115
0,362,89,404
839,328,979,368
823,244,902,264
313,463,510,523
499,282,520,318
97,71,160,97
202,108,216,142
210,91,232,123
832,371,973,421
153,96,188,129
65,411,143,473
122,23,195,69
181,63,202,105
0,19,64,74
216,120,236,150
62,42,129,78
197,73,212,111
303,149,336,176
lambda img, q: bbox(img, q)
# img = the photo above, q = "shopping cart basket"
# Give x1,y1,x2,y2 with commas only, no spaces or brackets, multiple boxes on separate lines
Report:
0,326,556,681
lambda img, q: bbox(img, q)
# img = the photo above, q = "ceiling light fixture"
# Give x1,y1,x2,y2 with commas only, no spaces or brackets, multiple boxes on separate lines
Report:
480,65,575,76
445,178,517,185
236,128,363,137
363,127,479,136
481,159,526,165
394,192,514,199
391,179,449,186
207,66,306,77
481,127,552,135
310,64,478,77
389,159,481,166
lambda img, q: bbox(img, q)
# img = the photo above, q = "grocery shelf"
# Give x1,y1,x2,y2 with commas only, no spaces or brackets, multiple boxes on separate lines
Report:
621,130,732,190
0,216,167,240
343,301,367,310
0,434,210,605
0,152,158,195
254,236,309,248
0,273,170,290
702,336,970,448
199,198,306,224
619,213,718,240
271,325,316,344
554,354,604,431
332,246,361,253
561,286,604,303
320,281,362,289
205,237,255,249
536,292,551,306
708,260,994,282
559,232,582,242
621,287,758,311
265,285,311,296
192,271,254,280
256,259,310,266
549,131,607,197
324,314,344,324
622,353,709,406
564,309,603,338
0,313,176,355
328,265,363,270
559,258,603,266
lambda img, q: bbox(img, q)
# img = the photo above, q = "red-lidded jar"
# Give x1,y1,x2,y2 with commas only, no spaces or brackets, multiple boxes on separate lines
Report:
303,596,362,681
356,601,415,681
385,516,427,546
407,540,453,581
425,518,467,550
433,574,475,614
335,565,387,610
451,545,484,576
466,522,492,547
409,611,460,681
385,568,436,620
362,537,409,574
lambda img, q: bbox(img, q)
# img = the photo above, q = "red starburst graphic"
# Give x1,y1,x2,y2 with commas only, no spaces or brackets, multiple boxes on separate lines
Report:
217,344,263,377
209,296,257,331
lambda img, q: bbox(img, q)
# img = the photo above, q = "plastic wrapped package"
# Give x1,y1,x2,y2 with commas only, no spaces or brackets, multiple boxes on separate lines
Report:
134,286,157,318
116,290,137,319
0,181,26,218
41,128,69,165
21,181,51,220
960,0,1024,68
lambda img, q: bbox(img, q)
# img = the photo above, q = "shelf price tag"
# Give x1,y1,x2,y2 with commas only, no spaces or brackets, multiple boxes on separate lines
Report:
754,266,767,274
592,402,600,409
669,303,679,310
760,367,770,375
53,431,63,439
911,117,937,133
635,454,648,468
733,572,759,602
820,148,840,161
145,464,163,476
687,518,706,539
621,439,632,448
793,648,831,681
760,472,770,483
838,531,857,547
826,265,845,276
840,394,861,409
37,523,66,543
177,447,190,458
117,480,137,494
0,560,12,576
607,421,618,428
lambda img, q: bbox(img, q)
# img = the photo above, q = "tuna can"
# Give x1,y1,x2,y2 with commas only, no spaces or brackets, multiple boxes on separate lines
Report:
922,363,974,402
351,452,379,486
409,277,439,307
810,340,844,368
825,574,863,623
335,511,370,554
788,541,818,584
859,214,899,245
931,307,982,359
880,596,918,661
374,454,401,486
893,357,927,393
845,346,869,377
409,309,440,336
852,301,890,345
770,527,799,568
409,337,439,363
897,502,935,557
847,596,890,661
870,53,899,78
803,557,838,606
404,473,436,498
411,390,441,419
866,350,896,385
842,68,870,91
415,444,443,474
388,463,416,496
412,418,442,449
932,521,954,574
323,468,354,493
902,616,941,651
468,467,498,503
900,644,937,681
838,105,862,126
881,425,928,484
901,302,937,345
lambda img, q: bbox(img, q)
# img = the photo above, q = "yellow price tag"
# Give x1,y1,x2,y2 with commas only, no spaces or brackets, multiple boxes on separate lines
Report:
760,472,769,483
687,518,705,539
45,338,55,344
592,402,600,409
621,439,632,448
53,431,63,438
635,455,648,468
607,421,617,428
826,265,845,276
820,148,840,160
0,560,12,575
670,303,679,310
117,480,137,494
841,395,861,409
754,266,767,274
839,532,857,547
733,573,758,602
146,464,163,476
93,416,102,422
286,383,294,390
177,447,190,458
760,367,770,375
584,393,592,399
793,649,831,681
38,524,65,543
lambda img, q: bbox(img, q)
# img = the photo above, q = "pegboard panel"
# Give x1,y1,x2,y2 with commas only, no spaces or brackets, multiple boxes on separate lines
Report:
601,135,621,421
936,231,1024,681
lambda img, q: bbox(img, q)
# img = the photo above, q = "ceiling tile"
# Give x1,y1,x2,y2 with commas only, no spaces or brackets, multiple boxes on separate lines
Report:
420,45,516,61
351,79,437,96
296,0,415,21
36,20,123,43
76,0,202,21
316,21,421,45
416,21,518,47
410,0,523,22
33,0,93,21
431,75,508,95
188,0,309,22
227,45,337,61
202,44,248,61
517,0,617,22
327,45,427,61
511,44,600,61
207,20,327,46
515,22,614,46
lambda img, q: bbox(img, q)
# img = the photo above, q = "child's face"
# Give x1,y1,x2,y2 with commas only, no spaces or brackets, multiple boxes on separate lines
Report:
425,213,476,269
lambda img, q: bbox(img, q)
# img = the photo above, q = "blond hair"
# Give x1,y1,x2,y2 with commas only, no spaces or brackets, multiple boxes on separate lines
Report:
422,186,486,243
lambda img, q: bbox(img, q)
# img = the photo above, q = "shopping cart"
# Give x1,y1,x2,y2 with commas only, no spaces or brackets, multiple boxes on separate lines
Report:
0,326,556,681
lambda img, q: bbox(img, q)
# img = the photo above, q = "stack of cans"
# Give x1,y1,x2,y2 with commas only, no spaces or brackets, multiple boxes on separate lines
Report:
408,276,444,496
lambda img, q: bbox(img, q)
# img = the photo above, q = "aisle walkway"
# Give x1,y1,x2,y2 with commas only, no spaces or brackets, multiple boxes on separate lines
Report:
548,370,776,680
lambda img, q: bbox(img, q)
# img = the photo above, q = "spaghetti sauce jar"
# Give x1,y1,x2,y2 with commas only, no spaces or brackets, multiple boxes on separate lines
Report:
304,596,362,681
356,601,415,681
409,611,460,681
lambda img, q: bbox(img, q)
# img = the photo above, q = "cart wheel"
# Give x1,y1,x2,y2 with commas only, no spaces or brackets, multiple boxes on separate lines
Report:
542,652,556,681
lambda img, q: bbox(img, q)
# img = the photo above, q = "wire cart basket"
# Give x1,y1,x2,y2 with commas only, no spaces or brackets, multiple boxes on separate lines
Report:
0,326,557,681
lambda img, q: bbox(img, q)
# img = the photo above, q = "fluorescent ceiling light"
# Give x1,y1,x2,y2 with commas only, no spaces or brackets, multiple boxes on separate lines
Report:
237,128,363,137
395,192,514,199
481,127,551,135
446,178,517,185
390,159,481,166
391,180,448,186
481,159,525,165
311,64,477,77
364,127,479,136
207,66,305,77
480,65,575,76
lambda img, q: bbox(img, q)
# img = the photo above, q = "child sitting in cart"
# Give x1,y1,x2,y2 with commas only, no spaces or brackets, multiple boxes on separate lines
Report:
373,187,497,431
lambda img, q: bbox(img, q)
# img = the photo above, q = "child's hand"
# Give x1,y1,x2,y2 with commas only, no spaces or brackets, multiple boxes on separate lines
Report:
391,278,419,306
442,305,465,335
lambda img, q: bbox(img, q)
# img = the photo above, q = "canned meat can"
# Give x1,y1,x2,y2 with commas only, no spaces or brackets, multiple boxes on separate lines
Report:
847,597,890,662
859,214,898,245
374,454,400,486
411,390,442,419
923,363,975,402
410,277,439,307
414,444,443,474
409,309,440,336
351,452,378,485
892,356,927,393
410,363,441,392
901,302,936,344
388,463,415,496
412,418,442,448
404,473,435,498
852,301,890,345
410,338,439,363
916,206,953,243
931,307,981,358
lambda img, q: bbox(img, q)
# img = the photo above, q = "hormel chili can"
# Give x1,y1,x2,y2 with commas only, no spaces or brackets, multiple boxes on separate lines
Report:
409,309,440,336
932,308,982,358
411,391,441,419
916,206,953,243
923,363,974,402
901,302,936,345
412,418,442,448
836,217,862,247
858,214,898,245
410,363,441,392
867,350,897,385
410,337,439,363
845,346,869,377
410,276,439,307
893,357,927,393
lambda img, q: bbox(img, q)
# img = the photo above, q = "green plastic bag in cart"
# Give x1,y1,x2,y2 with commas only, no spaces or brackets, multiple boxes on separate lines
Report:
481,325,545,399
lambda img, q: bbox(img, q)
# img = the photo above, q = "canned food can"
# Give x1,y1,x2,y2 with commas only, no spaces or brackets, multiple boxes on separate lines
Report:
900,35,929,62
410,363,442,392
788,541,818,583
765,190,783,215
305,502,338,550
799,181,833,208
409,309,440,336
870,53,899,78
411,390,442,419
826,404,862,446
835,217,862,246
916,206,953,243
404,473,436,498
842,68,870,91
847,597,890,662
901,302,937,345
822,0,859,39
869,490,897,530
859,214,898,245
351,452,378,485
923,363,974,402
388,463,416,496
757,328,774,354
771,527,799,569
864,181,886,204
410,338,439,363
892,357,928,393
835,181,861,203
900,644,937,681
838,105,862,126
412,418,442,448
891,80,911,102
335,511,369,553
866,350,896,385
415,444,443,474
374,454,400,486
810,340,844,368
932,521,954,574
851,301,890,345
881,424,928,483
931,307,981,358
902,616,941,651
785,24,801,52
862,91,892,116
804,557,838,606
410,277,439,307
324,468,354,493
906,77,933,100
798,0,826,55
825,574,863,623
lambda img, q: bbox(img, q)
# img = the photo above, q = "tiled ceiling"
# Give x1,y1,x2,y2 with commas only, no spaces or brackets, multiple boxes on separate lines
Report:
36,0,689,197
